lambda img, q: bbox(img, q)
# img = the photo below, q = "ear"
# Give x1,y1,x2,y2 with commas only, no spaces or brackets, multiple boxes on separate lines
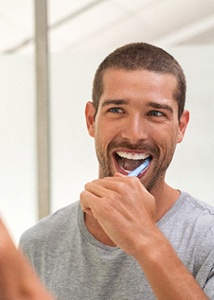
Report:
85,101,96,137
177,110,190,143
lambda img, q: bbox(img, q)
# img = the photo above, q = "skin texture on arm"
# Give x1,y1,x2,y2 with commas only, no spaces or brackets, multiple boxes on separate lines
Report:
0,218,55,300
80,174,209,300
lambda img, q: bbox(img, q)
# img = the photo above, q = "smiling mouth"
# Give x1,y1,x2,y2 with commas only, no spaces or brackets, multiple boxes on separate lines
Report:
114,151,152,173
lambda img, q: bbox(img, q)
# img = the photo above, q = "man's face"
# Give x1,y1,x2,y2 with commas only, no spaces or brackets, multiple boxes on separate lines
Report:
85,68,189,192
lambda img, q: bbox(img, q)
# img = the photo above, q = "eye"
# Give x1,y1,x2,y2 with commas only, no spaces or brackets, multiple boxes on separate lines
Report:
148,110,164,117
108,107,124,113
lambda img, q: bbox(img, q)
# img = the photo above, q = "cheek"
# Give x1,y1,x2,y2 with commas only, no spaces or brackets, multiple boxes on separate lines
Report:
152,129,178,152
96,118,119,139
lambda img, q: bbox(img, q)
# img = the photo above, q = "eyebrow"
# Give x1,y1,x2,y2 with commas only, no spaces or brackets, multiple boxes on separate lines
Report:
147,101,174,113
101,99,128,107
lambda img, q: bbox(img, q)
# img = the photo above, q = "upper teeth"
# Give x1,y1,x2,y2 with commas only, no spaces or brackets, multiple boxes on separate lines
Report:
116,151,149,160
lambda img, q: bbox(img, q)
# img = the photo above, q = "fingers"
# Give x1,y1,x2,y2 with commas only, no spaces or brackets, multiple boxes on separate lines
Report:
80,179,116,219
84,180,111,197
80,190,94,215
84,175,141,195
80,175,145,221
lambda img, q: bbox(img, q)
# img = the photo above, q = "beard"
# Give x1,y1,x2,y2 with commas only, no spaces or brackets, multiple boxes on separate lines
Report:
95,138,176,192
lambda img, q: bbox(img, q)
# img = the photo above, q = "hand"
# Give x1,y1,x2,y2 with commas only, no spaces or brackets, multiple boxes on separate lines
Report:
80,173,157,257
81,176,210,299
0,218,54,300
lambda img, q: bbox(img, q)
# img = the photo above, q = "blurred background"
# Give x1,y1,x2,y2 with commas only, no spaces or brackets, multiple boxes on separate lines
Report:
1,0,214,244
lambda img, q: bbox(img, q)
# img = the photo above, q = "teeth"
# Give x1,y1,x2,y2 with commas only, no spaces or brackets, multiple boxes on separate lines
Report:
116,151,150,160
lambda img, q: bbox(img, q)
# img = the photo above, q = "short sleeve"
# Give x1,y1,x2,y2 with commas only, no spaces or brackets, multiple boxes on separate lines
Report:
203,266,214,299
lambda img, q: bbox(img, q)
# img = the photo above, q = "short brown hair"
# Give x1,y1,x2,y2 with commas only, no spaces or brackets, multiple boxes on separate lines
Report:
92,43,186,119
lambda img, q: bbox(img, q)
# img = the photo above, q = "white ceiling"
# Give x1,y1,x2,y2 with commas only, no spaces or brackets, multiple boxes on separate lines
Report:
1,0,214,54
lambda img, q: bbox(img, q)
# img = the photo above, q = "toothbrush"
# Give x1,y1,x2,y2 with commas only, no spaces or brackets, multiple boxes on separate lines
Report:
127,157,151,177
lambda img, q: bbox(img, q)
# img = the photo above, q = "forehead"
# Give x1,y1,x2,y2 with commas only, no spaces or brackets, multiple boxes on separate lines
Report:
102,68,177,89
100,68,178,105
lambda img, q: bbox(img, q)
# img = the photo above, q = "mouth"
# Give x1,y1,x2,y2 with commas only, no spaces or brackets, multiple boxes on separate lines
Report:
114,150,152,175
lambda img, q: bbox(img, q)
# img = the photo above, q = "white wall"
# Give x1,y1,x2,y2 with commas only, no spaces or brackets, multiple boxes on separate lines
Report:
1,46,214,244
166,46,214,201
0,55,37,244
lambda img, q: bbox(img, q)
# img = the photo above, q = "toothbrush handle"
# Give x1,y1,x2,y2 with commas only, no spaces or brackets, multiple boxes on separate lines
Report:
128,157,151,177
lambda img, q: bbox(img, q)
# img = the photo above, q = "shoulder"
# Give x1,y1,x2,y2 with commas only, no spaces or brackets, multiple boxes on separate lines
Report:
179,192,214,219
162,192,214,242
182,192,214,219
179,192,214,238
19,201,80,250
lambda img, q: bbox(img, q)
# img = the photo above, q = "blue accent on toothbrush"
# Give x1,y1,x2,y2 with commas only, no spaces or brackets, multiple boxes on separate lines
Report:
127,157,151,177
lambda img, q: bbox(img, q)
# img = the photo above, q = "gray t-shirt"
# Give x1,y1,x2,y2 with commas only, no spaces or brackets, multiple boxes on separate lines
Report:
19,192,214,299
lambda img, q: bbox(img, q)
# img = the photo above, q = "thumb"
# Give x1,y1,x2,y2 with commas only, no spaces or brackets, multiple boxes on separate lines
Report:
114,172,126,178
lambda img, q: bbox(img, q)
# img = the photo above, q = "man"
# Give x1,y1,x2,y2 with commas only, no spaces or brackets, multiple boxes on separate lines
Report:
18,43,213,299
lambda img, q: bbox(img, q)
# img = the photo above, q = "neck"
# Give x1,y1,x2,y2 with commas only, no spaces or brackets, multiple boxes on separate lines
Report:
152,183,180,221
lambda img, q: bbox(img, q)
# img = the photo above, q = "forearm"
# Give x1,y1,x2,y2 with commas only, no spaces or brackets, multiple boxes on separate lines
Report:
11,249,55,300
134,230,208,300
0,219,55,300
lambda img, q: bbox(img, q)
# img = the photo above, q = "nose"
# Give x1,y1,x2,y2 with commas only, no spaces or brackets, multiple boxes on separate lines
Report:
121,114,148,144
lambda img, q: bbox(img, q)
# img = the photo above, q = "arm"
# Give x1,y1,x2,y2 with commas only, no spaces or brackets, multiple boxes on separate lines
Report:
80,175,209,300
0,218,55,300
134,227,208,299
